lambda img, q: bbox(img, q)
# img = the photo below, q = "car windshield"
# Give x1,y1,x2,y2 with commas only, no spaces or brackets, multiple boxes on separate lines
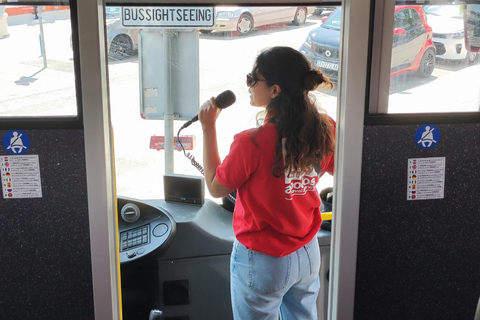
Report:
424,5,462,19
322,8,342,30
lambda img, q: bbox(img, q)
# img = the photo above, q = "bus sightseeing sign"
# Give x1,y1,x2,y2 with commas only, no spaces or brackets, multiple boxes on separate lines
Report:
122,7,215,28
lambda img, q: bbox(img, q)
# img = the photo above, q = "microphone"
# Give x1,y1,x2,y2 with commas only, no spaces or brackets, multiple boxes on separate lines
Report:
180,90,236,130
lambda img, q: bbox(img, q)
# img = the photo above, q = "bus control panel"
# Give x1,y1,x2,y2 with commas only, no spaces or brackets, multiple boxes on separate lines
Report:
118,198,176,264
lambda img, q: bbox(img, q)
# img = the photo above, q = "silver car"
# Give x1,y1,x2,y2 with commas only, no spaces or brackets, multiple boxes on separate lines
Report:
199,6,312,35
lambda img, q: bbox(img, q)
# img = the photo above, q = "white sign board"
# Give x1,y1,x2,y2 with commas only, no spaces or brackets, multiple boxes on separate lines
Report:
122,7,215,28
138,30,200,120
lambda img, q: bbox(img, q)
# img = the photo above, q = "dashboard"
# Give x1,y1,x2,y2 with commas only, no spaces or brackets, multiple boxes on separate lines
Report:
117,197,176,264
116,196,330,320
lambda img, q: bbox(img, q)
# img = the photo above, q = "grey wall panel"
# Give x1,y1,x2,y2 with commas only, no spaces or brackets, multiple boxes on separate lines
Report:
355,123,480,320
0,129,94,320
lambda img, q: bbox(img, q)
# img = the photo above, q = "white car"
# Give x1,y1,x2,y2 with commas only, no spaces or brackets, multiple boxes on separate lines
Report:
424,5,478,64
199,6,312,35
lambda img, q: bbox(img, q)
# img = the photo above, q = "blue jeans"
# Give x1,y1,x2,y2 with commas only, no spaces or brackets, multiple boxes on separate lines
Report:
230,236,321,320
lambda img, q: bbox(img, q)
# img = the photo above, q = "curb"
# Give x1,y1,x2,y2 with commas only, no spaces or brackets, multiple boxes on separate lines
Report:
5,6,69,16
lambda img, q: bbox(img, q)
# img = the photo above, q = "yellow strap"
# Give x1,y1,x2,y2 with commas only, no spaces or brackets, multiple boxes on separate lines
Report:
321,212,332,221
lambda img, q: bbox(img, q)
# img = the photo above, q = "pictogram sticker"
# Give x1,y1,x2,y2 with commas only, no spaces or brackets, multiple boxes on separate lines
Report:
415,124,440,149
3,130,30,154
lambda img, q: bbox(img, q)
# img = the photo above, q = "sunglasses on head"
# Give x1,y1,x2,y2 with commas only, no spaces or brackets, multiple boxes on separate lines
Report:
246,73,272,87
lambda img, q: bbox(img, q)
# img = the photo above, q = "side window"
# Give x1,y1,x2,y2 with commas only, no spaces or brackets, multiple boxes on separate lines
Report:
393,10,403,45
410,8,425,35
0,4,78,119
383,4,480,114
404,9,413,31
394,10,408,29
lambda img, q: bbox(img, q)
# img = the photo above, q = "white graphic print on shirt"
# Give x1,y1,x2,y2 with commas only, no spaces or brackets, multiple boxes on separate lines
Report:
282,138,318,200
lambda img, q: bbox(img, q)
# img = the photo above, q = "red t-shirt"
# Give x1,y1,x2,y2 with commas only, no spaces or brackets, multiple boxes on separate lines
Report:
216,122,334,257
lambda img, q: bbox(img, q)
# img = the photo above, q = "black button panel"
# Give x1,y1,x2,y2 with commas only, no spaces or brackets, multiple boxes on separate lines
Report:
120,225,149,252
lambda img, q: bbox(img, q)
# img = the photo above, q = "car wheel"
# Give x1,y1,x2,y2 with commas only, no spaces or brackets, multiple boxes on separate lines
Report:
293,7,307,26
109,34,133,60
416,48,435,78
467,51,478,65
237,14,253,35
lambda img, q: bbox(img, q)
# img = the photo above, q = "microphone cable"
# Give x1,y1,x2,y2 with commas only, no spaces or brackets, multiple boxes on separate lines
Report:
176,126,236,206
177,126,204,175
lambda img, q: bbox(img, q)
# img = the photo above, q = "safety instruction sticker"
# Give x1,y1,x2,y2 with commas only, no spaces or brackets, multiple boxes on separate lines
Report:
1,155,42,199
407,157,445,201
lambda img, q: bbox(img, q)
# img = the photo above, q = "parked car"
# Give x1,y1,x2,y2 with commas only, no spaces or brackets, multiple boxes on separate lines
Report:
424,5,478,64
299,6,436,81
313,6,336,16
198,6,313,35
106,7,139,60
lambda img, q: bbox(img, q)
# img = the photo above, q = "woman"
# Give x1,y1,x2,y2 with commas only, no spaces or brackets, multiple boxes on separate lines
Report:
199,46,335,320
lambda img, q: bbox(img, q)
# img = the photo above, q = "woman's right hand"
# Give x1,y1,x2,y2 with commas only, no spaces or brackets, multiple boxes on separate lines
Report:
199,97,222,131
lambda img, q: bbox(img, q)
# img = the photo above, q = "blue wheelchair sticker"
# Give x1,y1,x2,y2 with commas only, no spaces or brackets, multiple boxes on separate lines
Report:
415,124,439,149
3,130,30,154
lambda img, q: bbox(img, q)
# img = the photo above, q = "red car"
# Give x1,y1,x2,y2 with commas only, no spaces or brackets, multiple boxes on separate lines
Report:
300,5,436,81
391,5,436,78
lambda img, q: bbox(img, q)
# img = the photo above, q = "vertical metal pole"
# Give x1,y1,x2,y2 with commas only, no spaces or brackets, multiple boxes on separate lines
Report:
38,7,47,68
163,30,174,174
77,0,121,318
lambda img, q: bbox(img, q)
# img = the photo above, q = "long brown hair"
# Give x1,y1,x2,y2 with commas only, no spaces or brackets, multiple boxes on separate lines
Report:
252,46,335,177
